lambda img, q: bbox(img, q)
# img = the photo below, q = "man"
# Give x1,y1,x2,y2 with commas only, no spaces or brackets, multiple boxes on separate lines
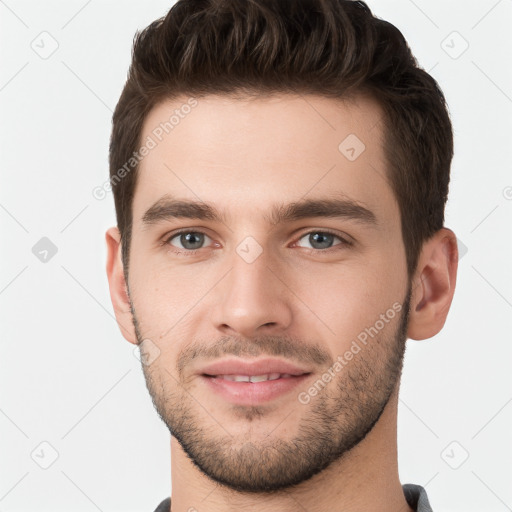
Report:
105,1,458,510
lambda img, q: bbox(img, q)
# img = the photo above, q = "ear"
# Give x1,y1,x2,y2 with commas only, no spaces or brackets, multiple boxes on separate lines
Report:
105,226,138,345
407,227,459,340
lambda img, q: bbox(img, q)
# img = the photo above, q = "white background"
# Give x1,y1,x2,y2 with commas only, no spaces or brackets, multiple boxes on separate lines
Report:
1,1,511,510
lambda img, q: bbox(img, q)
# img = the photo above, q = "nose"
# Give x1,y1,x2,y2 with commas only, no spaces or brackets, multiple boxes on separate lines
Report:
210,247,293,338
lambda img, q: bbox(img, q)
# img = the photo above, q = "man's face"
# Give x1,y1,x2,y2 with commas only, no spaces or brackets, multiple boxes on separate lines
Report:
127,93,411,492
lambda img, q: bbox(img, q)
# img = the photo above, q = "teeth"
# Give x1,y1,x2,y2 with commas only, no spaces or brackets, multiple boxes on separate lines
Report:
218,373,293,382
249,374,269,382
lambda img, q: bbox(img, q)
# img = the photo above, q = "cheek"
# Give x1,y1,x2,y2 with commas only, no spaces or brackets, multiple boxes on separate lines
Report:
294,258,405,347
128,254,214,341
130,243,186,303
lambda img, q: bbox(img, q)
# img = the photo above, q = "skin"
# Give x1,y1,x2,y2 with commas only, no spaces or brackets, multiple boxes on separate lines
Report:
106,93,458,512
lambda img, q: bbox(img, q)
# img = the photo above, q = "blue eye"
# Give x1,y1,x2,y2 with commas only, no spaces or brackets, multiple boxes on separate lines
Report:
295,231,349,250
166,231,212,251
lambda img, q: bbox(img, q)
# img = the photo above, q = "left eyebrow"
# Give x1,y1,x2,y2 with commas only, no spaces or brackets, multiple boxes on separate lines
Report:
267,197,377,227
141,194,378,228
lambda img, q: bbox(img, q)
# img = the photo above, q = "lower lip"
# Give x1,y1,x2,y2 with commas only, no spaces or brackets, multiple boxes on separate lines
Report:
200,374,311,406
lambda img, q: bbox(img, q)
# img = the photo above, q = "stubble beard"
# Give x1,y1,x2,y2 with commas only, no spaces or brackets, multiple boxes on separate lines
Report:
132,288,411,493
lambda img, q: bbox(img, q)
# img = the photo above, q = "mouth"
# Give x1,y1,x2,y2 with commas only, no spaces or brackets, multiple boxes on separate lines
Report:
197,358,313,405
203,372,306,382
198,357,312,378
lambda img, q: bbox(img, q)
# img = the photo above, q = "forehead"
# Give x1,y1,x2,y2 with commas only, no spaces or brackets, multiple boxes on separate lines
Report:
133,93,396,226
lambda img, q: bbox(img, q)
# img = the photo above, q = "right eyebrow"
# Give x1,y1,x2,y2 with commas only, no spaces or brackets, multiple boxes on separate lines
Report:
141,195,225,226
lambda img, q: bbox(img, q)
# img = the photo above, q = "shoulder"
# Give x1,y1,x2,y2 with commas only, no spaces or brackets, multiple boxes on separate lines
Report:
403,483,433,512
152,497,171,512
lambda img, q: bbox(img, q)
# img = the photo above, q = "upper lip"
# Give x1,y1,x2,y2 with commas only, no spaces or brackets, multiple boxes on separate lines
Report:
199,358,312,377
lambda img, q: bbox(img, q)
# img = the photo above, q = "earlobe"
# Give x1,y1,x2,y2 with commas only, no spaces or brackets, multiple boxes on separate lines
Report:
407,228,459,340
105,226,138,344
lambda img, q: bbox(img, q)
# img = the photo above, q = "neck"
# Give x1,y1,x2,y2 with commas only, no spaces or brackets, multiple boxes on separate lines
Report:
168,386,413,512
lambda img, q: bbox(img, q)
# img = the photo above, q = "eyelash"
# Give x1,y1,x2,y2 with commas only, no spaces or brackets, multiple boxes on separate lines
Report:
162,228,353,256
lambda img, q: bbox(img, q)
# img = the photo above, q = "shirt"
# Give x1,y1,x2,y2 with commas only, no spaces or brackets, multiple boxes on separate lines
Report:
152,483,433,511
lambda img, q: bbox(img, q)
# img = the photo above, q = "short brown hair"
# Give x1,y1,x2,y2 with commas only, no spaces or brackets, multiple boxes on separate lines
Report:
109,0,453,279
